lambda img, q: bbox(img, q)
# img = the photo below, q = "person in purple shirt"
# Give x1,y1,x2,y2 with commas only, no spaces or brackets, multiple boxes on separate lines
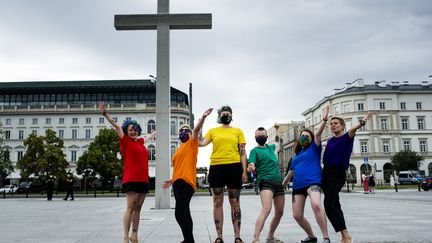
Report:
322,112,372,243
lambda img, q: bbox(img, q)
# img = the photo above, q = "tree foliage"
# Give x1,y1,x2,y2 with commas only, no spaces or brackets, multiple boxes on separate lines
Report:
17,129,68,181
0,126,13,184
391,150,424,173
76,128,122,186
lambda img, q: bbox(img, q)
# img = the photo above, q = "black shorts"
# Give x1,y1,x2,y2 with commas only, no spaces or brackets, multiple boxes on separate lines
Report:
292,183,321,199
259,179,285,197
208,162,243,189
122,182,149,193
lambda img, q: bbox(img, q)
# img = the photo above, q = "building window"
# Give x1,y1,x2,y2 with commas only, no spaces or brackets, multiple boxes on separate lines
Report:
382,140,390,153
147,120,156,134
416,102,422,110
360,141,368,153
18,130,24,139
417,117,425,130
4,130,11,140
71,151,77,162
379,102,386,110
380,118,388,130
99,117,104,124
85,117,91,124
59,118,64,124
72,118,78,124
171,145,177,158
58,130,64,139
19,118,24,125
85,129,91,139
403,140,411,151
5,118,11,125
357,103,364,111
400,102,406,110
148,144,156,160
72,129,77,139
419,139,427,152
401,118,409,130
32,130,37,135
17,151,23,161
170,121,177,136
46,118,51,125
32,118,38,125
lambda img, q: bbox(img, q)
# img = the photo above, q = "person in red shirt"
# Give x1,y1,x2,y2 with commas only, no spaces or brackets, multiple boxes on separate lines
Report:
163,108,213,243
99,102,156,243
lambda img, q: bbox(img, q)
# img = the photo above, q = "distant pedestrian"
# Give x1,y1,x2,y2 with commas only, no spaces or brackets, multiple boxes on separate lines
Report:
163,108,213,243
368,174,376,194
390,175,395,187
63,171,75,201
46,175,55,201
362,173,369,194
248,127,285,243
322,111,372,243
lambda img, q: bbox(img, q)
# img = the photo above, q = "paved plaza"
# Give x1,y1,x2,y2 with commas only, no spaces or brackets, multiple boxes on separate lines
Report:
1,189,431,243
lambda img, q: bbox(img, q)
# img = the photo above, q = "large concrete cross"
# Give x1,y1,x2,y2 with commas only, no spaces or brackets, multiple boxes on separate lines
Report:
114,0,212,209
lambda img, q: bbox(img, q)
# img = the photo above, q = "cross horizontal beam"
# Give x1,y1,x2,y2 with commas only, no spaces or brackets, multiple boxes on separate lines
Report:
114,13,212,30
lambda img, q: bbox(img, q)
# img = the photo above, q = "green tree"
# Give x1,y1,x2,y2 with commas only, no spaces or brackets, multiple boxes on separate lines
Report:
76,128,122,187
0,126,13,185
17,129,68,181
391,150,424,173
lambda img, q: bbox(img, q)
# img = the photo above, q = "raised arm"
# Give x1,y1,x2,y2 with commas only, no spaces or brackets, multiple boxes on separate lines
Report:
193,108,213,141
144,130,157,142
315,105,329,146
348,111,372,137
99,102,124,139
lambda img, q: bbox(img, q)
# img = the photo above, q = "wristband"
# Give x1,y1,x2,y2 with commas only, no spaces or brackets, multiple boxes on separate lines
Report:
360,120,366,126
102,110,107,116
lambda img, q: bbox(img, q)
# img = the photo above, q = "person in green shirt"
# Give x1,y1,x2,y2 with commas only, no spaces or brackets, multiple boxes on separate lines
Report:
248,127,285,243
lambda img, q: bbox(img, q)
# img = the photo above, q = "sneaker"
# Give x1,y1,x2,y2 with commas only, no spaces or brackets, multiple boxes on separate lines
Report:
322,238,331,243
266,237,284,243
300,236,318,243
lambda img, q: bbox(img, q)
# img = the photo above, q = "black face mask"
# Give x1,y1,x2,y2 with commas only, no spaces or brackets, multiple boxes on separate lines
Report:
219,115,232,125
255,136,267,145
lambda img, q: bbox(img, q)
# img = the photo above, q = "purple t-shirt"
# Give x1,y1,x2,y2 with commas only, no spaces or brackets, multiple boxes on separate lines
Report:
323,132,354,169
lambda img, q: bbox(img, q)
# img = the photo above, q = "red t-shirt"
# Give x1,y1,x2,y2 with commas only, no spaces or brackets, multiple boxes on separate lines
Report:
120,136,149,183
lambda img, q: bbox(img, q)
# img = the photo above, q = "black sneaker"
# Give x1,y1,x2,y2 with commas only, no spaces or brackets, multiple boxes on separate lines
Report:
300,236,318,243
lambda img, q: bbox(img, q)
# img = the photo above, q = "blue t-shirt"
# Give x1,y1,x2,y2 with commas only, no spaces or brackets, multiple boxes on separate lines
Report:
291,142,322,190
323,132,354,169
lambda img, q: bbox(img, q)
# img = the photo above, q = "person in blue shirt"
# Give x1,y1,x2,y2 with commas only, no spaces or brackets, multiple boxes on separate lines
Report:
283,106,330,243
322,111,372,243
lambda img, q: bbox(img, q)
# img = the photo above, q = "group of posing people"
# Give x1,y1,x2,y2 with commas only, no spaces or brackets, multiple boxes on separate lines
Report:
98,102,371,243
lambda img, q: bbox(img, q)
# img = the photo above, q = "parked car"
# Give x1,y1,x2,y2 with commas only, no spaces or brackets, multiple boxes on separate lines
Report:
421,177,432,191
398,171,424,185
0,184,18,193
16,181,44,193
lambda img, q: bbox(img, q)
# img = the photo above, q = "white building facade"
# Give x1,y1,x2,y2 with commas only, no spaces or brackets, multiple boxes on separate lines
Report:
0,80,191,184
302,79,432,184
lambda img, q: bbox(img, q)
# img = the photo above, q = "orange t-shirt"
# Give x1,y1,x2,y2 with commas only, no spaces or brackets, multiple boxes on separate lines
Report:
171,138,199,190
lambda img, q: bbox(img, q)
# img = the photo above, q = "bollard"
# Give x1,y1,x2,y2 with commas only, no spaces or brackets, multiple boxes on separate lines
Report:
395,183,398,192
117,190,120,198
94,189,97,198
418,181,421,192
352,183,354,190
3,190,5,199
26,191,29,198
346,182,350,193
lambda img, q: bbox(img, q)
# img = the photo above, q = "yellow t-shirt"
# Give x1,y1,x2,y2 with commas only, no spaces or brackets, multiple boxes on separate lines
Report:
204,127,246,166
172,138,199,190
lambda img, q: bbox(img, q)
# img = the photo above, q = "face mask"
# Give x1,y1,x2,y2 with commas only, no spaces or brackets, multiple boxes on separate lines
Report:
299,134,311,148
179,130,190,143
255,136,267,146
219,115,232,125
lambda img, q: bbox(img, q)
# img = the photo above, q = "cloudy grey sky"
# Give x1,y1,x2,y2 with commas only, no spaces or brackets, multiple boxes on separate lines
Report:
1,0,432,167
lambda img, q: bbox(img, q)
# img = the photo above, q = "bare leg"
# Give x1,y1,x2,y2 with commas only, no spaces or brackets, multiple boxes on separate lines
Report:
253,190,273,242
292,194,315,238
341,229,353,243
212,187,224,239
123,192,139,243
130,193,146,241
228,188,241,238
267,194,285,240
308,187,329,239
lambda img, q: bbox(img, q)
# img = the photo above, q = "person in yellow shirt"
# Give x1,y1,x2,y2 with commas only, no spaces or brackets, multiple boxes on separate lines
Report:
163,108,213,243
199,105,248,243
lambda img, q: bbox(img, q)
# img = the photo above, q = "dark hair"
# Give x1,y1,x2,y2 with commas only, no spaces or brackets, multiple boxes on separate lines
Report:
330,116,345,129
217,105,232,116
256,127,266,132
294,128,315,154
121,119,142,136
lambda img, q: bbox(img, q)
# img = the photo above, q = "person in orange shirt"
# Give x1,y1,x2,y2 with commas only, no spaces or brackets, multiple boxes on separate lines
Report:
163,108,213,243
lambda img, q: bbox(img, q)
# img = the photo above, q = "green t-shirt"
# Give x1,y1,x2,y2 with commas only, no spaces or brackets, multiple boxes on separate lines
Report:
248,144,282,184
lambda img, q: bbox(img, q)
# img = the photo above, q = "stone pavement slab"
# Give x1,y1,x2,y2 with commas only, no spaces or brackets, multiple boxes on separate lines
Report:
1,189,431,243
